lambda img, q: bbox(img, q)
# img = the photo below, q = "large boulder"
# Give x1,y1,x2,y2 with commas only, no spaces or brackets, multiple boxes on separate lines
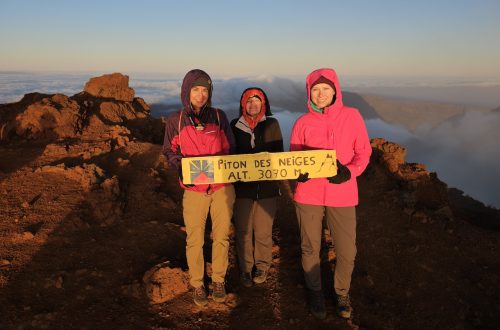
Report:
0,73,158,143
143,261,189,304
0,93,80,141
370,137,407,174
370,138,448,210
84,73,135,102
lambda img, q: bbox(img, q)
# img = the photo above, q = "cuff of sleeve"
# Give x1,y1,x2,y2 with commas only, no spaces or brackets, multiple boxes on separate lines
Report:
346,164,358,177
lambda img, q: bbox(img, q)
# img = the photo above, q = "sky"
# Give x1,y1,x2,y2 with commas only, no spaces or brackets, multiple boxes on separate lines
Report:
1,0,500,79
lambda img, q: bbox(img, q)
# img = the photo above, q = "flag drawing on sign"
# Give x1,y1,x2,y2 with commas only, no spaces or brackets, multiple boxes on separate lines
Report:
190,159,215,184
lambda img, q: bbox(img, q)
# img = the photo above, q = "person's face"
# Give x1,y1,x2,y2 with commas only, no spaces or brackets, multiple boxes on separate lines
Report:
245,96,262,119
310,83,335,109
190,86,209,111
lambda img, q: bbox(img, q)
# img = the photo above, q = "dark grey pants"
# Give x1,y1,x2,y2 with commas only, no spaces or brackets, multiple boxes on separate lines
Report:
295,202,356,295
234,198,277,273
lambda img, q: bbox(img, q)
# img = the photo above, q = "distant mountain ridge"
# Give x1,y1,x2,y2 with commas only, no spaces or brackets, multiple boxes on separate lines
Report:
352,94,491,131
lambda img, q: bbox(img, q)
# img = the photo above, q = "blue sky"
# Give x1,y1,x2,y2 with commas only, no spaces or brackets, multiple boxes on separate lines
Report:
1,0,500,78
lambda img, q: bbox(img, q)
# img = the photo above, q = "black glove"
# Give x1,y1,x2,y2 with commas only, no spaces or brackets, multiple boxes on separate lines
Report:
178,167,194,187
296,172,310,183
328,160,351,184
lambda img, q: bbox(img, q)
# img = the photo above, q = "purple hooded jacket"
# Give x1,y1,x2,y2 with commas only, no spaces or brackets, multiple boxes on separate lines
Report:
162,69,235,193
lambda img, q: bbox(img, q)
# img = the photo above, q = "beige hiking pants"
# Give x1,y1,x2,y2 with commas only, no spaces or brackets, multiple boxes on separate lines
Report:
183,185,235,288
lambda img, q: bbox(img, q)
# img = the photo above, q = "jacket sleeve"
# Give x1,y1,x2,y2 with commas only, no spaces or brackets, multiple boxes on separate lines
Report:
162,112,182,170
345,111,372,177
218,110,236,155
268,118,284,152
289,119,305,152
230,118,243,154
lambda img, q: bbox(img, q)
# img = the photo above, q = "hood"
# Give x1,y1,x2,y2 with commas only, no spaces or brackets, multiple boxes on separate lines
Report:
306,68,343,115
180,69,213,112
238,87,272,116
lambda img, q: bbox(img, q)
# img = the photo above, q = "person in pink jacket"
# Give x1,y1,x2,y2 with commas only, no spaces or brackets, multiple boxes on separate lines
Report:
290,68,372,319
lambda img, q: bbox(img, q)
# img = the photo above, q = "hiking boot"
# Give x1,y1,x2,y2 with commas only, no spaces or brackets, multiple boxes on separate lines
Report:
253,269,268,284
336,294,352,319
308,290,326,320
240,272,253,288
212,281,227,303
192,286,208,307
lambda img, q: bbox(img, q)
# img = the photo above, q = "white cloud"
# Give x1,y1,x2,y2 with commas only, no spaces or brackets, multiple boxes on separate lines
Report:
367,112,500,208
2,73,498,208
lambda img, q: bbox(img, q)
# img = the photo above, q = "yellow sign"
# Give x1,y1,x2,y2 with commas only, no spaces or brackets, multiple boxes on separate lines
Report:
181,150,337,184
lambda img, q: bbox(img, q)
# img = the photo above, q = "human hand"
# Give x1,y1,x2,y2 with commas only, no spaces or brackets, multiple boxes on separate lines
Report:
327,160,351,184
296,172,310,183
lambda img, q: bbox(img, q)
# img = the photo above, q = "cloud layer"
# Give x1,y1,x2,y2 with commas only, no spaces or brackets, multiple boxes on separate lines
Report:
1,73,498,208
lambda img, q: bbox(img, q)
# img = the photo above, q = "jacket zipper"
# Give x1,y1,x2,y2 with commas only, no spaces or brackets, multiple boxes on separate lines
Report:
325,126,333,205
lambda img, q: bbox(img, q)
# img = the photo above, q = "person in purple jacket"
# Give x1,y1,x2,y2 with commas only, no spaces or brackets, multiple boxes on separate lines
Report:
290,68,372,319
162,69,236,307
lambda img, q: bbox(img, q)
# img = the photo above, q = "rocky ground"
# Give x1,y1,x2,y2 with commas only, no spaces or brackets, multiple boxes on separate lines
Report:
1,74,499,329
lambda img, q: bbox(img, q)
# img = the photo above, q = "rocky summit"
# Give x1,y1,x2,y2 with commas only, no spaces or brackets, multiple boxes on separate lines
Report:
84,72,136,102
0,73,499,329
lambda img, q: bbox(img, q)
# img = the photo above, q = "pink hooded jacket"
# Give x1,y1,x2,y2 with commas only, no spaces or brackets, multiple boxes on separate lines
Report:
290,68,372,207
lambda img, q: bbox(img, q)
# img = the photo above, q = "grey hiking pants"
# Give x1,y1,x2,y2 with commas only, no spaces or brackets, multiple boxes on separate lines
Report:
234,197,277,273
295,202,356,295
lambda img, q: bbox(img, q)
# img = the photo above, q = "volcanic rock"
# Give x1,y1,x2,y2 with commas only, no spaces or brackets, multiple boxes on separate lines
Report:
143,261,189,304
371,137,448,210
84,73,135,101
0,93,80,141
1,73,158,145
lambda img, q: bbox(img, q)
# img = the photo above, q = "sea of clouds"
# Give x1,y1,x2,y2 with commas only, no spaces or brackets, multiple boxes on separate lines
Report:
1,72,499,208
